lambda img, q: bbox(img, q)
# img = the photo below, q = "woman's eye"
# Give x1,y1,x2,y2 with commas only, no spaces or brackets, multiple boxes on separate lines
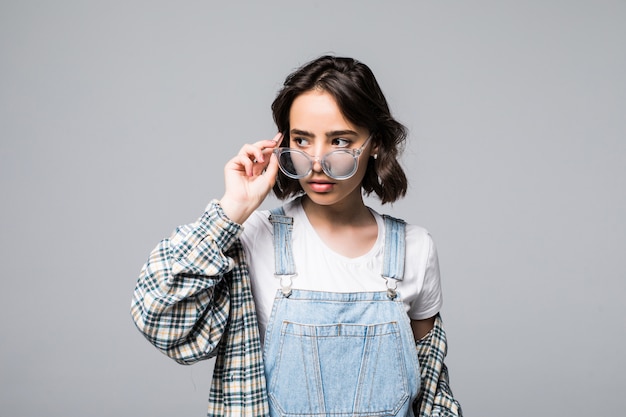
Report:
292,137,310,147
332,138,351,147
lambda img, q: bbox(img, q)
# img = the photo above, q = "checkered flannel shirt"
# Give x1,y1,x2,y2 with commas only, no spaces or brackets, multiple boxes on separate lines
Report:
131,200,462,416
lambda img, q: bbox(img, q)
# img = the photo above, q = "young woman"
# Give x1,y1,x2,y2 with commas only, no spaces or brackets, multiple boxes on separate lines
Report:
131,56,462,417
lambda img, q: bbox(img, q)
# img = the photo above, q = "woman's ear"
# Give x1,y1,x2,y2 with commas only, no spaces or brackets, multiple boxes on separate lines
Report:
370,142,379,160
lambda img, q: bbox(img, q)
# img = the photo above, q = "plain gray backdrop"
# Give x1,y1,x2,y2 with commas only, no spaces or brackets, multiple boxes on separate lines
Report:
1,1,624,416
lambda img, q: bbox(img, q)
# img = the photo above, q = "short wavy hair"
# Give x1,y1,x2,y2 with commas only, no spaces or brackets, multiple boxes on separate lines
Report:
271,55,408,204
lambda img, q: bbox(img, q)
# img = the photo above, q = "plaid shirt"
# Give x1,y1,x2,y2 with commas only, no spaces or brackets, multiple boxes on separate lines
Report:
131,200,462,416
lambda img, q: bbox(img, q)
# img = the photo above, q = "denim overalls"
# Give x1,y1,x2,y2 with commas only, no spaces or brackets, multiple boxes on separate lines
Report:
264,208,421,417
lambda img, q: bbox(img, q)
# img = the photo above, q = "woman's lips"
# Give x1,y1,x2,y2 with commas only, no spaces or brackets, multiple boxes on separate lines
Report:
307,180,335,193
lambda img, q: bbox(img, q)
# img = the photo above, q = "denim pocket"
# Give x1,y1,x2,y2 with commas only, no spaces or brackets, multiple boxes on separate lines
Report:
268,321,410,416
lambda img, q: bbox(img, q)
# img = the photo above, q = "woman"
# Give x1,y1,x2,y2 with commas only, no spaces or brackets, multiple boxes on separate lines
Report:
131,56,462,416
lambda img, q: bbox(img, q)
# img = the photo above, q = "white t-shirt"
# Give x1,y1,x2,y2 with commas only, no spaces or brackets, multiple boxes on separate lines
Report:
240,197,443,343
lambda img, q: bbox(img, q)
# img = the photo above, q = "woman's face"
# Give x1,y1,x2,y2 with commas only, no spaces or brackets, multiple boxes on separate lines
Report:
287,89,374,208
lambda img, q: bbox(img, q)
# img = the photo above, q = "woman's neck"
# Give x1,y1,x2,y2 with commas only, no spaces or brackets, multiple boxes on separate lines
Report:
300,194,373,227
300,195,378,258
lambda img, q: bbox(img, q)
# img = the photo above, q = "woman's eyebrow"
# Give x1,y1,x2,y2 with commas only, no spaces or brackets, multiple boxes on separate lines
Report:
325,130,358,138
289,129,359,137
290,129,314,137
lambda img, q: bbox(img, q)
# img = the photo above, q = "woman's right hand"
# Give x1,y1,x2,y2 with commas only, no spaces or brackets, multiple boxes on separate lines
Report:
219,133,282,224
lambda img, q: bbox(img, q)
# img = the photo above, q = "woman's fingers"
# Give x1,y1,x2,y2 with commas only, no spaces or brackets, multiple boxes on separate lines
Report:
236,136,281,176
224,135,282,177
220,134,282,224
264,151,279,179
271,132,283,145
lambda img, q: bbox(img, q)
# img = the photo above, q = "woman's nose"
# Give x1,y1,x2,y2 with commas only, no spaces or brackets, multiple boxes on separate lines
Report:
311,155,323,173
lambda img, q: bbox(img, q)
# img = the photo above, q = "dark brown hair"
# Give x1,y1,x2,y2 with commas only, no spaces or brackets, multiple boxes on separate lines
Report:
271,55,408,204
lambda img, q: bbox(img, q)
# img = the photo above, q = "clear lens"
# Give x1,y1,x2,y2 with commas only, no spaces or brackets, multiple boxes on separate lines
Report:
290,151,313,177
276,150,309,178
275,149,358,180
324,150,357,179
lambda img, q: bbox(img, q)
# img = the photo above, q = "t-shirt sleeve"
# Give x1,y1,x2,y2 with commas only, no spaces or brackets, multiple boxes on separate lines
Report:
409,232,443,320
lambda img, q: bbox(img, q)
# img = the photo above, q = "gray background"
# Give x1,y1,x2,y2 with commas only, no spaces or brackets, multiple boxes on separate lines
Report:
1,1,624,416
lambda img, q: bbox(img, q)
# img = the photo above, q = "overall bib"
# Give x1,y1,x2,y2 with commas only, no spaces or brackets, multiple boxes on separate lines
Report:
264,208,421,417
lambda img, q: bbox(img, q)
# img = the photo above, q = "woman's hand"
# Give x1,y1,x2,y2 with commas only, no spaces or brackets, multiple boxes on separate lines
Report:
219,133,282,224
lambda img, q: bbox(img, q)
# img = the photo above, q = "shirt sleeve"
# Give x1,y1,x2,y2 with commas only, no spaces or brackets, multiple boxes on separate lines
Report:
409,232,444,320
130,200,244,364
413,314,463,416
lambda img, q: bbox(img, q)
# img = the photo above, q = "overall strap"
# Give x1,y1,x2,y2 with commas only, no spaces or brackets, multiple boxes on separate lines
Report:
382,214,406,299
268,207,297,297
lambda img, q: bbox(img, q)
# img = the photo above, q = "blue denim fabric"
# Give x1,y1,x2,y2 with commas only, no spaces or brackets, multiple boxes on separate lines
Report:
268,209,296,277
265,208,420,417
382,215,406,280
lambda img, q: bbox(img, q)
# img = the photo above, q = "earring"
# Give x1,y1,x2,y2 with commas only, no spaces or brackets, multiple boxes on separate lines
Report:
372,154,378,160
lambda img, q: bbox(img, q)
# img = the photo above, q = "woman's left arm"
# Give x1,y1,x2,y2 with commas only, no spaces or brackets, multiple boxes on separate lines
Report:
411,316,437,341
